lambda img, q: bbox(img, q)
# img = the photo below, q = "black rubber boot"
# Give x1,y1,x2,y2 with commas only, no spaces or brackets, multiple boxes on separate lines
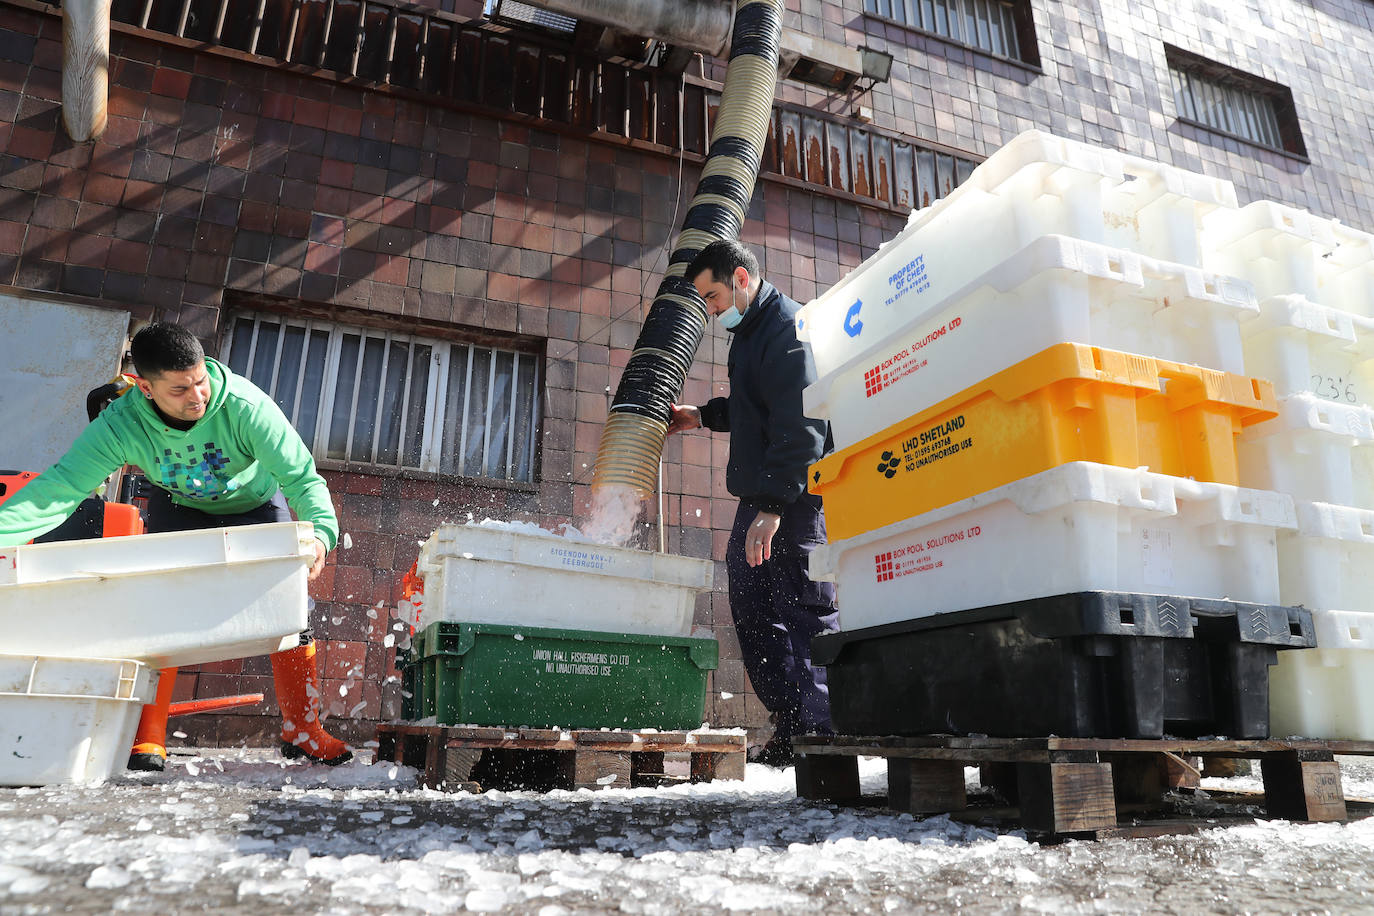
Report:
127,751,167,772
280,741,353,766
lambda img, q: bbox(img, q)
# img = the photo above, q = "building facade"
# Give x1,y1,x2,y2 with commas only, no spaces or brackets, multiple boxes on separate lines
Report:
1,0,1370,747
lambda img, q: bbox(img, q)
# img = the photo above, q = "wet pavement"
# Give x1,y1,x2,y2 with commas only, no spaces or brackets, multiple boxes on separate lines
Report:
2,750,1374,914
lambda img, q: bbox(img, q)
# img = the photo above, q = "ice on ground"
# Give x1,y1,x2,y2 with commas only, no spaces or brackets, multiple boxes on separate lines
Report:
4,751,1374,915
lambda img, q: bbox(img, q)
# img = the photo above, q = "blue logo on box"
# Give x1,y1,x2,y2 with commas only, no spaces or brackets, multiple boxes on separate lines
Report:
844,300,864,338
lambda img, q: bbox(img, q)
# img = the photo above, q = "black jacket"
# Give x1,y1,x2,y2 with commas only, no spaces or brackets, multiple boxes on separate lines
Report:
699,280,829,515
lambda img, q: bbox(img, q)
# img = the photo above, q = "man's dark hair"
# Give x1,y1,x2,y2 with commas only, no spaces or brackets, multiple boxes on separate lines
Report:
130,322,205,378
687,239,760,288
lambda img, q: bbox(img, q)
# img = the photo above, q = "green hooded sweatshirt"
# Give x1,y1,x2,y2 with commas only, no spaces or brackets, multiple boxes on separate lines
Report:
0,358,339,550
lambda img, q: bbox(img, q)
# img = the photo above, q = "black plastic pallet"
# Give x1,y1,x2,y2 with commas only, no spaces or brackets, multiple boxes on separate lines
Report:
814,592,1316,740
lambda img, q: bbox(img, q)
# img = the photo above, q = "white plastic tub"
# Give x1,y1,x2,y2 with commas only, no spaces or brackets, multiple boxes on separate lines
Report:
807,462,1296,632
795,129,1238,378
1237,394,1374,508
1203,200,1340,306
0,522,315,667
0,655,156,786
414,524,714,637
1270,608,1374,740
1276,500,1374,615
803,235,1258,449
1319,222,1374,317
1239,294,1374,402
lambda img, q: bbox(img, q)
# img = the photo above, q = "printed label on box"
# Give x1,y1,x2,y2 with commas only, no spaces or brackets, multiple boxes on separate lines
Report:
1141,527,1174,587
532,647,631,677
872,525,981,583
863,315,963,398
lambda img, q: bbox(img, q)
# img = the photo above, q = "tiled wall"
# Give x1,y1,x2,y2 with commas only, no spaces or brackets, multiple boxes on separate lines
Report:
807,0,1374,226
2,0,1372,746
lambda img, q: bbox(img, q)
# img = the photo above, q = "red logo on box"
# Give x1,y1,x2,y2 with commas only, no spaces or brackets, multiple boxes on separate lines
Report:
874,551,894,582
864,366,884,397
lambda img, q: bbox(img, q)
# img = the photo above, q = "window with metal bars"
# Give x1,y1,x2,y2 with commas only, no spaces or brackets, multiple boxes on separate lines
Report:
864,0,1032,63
223,313,541,483
1166,47,1306,157
103,0,979,209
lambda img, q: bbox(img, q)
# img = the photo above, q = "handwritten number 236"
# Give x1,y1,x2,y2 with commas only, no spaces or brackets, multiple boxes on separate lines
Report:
1312,374,1358,403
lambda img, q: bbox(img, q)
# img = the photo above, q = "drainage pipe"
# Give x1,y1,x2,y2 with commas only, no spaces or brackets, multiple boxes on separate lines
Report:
591,0,783,498
62,0,111,142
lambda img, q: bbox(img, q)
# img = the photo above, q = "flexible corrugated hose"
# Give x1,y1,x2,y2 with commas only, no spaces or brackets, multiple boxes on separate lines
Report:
592,0,783,499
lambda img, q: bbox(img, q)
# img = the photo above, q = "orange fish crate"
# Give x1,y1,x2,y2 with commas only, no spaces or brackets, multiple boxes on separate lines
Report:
809,342,1277,541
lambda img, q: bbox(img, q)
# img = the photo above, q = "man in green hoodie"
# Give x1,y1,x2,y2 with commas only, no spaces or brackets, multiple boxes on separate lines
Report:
0,322,351,769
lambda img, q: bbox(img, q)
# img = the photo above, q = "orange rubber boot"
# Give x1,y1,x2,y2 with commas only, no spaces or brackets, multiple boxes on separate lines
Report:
128,667,177,772
270,642,352,765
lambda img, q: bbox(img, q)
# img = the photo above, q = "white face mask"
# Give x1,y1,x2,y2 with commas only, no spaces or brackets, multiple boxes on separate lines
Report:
716,287,744,330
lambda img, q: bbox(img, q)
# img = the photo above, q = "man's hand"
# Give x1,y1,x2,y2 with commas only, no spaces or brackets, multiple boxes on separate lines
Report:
309,540,327,581
745,510,781,567
667,403,702,435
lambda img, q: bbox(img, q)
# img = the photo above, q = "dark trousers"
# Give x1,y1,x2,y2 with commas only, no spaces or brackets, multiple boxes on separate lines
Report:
144,488,293,533
726,495,838,740
144,488,314,629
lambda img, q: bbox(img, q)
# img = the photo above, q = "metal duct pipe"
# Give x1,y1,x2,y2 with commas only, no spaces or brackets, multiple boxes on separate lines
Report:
62,0,111,142
519,0,734,56
591,0,783,499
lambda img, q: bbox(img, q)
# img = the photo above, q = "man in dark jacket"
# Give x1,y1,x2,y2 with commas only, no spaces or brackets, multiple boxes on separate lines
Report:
668,239,837,767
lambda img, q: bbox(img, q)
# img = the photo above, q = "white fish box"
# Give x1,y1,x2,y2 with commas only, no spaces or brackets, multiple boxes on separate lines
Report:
796,129,1238,378
1318,222,1374,317
0,523,315,668
0,655,156,786
804,235,1257,449
807,462,1295,632
1276,500,1374,615
1239,293,1374,403
1203,200,1340,306
1237,394,1374,509
414,523,714,637
1271,608,1374,740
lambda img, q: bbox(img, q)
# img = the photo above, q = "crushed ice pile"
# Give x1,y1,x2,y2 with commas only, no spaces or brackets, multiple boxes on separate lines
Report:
4,751,1374,914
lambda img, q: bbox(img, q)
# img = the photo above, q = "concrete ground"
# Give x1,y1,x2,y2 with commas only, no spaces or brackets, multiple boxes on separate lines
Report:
2,749,1374,915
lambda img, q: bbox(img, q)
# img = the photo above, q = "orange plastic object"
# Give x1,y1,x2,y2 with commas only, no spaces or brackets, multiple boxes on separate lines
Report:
399,560,424,628
130,666,177,759
810,342,1278,542
0,471,37,506
102,501,144,537
167,693,265,717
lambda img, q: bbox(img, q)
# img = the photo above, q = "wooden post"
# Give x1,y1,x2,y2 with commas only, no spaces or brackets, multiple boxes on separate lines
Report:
62,0,111,141
1017,762,1117,834
572,750,633,790
691,750,746,783
1261,752,1347,822
887,758,966,815
795,754,860,802
439,747,484,790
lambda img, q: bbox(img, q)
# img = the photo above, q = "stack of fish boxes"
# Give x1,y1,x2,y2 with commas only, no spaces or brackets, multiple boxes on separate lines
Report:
1207,203,1374,740
795,130,1320,739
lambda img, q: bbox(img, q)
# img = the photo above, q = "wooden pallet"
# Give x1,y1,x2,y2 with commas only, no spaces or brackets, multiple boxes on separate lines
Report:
376,724,747,792
793,734,1374,839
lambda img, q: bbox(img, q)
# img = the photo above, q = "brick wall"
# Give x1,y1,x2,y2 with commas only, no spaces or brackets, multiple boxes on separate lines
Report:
1,5,903,748
3,0,1373,749
785,0,1374,226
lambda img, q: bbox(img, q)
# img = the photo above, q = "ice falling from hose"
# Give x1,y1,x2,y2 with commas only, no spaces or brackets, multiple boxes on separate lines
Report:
586,0,783,544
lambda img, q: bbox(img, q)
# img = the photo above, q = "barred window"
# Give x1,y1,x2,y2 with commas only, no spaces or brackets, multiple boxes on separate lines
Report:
1166,47,1306,157
224,313,541,483
865,0,1031,63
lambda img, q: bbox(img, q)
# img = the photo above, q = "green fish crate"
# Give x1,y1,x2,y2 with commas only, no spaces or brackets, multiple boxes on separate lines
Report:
397,621,718,730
